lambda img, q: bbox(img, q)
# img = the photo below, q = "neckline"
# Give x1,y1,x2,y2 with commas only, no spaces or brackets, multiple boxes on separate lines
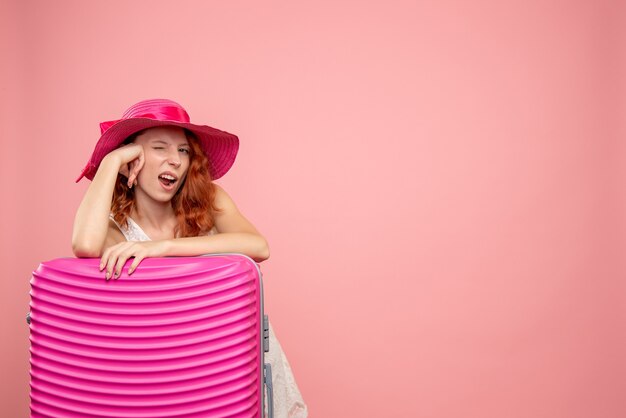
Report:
126,217,153,241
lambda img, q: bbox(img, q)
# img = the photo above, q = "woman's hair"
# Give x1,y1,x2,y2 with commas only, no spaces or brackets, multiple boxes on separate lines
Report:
110,129,220,237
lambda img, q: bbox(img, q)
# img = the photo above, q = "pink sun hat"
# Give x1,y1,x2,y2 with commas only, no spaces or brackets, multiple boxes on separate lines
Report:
75,99,239,182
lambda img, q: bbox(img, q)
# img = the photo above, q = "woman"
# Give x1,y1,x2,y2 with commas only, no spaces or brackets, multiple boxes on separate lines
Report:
72,98,307,417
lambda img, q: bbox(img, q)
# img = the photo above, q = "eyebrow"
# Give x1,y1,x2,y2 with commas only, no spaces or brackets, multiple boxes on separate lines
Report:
151,140,189,147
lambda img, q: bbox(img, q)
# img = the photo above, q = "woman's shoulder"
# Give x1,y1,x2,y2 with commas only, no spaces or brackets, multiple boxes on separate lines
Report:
213,183,227,196
213,183,237,210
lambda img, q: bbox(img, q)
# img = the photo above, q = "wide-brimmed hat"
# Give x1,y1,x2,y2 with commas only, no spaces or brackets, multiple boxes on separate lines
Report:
76,98,239,182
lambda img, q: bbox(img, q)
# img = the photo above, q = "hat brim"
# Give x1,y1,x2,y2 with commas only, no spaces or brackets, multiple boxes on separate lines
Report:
76,118,239,182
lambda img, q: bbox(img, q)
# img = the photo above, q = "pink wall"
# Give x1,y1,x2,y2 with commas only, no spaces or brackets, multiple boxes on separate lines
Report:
2,1,624,417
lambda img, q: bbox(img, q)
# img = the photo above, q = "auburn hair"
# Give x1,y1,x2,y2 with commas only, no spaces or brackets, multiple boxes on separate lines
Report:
110,129,220,237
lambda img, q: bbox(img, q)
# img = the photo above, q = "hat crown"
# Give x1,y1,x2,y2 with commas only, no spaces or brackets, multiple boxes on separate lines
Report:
100,99,191,135
122,98,190,123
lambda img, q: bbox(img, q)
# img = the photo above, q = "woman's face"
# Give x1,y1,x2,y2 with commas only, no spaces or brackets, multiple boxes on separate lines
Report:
132,126,191,202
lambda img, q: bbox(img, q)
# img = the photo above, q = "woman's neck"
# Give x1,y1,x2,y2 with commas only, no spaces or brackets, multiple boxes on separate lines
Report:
131,194,177,232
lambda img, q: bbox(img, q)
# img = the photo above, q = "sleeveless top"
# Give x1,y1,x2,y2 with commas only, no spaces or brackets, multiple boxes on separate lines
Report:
108,213,308,418
109,214,152,241
109,214,219,241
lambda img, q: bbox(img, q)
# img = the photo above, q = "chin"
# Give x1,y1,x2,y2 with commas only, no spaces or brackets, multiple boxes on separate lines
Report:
139,188,177,203
143,182,182,202
157,191,178,202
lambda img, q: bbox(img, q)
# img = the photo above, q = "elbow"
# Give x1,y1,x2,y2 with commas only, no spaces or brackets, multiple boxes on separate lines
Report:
252,237,270,263
72,241,102,258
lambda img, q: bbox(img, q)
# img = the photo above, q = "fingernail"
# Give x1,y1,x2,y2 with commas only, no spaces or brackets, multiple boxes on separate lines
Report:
106,272,110,279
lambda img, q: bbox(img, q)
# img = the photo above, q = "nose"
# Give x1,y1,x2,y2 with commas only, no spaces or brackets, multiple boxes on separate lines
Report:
167,150,181,168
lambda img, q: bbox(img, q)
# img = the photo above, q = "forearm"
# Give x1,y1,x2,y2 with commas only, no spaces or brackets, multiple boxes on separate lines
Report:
72,156,120,256
163,233,270,262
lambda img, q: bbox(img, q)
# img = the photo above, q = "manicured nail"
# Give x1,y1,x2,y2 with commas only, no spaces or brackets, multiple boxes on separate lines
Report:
106,272,110,279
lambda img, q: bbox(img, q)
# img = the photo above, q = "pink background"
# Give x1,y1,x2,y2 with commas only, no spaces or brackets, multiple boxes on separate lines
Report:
2,1,624,417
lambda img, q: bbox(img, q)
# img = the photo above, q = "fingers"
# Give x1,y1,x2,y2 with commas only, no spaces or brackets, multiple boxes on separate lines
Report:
119,163,130,179
101,243,122,280
99,239,152,281
113,144,144,186
127,160,137,187
135,151,145,179
113,252,132,280
127,152,144,188
100,242,138,280
128,255,146,275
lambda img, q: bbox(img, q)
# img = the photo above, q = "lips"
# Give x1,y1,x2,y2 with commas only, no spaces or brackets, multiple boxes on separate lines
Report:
157,171,179,191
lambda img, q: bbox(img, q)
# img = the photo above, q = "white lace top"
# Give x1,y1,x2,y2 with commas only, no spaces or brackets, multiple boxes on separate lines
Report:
109,213,308,418
109,215,154,241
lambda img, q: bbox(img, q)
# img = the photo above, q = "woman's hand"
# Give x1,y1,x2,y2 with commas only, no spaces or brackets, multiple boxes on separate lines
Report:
105,143,145,188
99,240,169,280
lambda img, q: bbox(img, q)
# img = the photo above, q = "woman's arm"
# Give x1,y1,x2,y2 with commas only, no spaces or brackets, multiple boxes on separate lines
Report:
72,146,144,257
164,184,270,262
163,233,269,262
99,185,270,279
